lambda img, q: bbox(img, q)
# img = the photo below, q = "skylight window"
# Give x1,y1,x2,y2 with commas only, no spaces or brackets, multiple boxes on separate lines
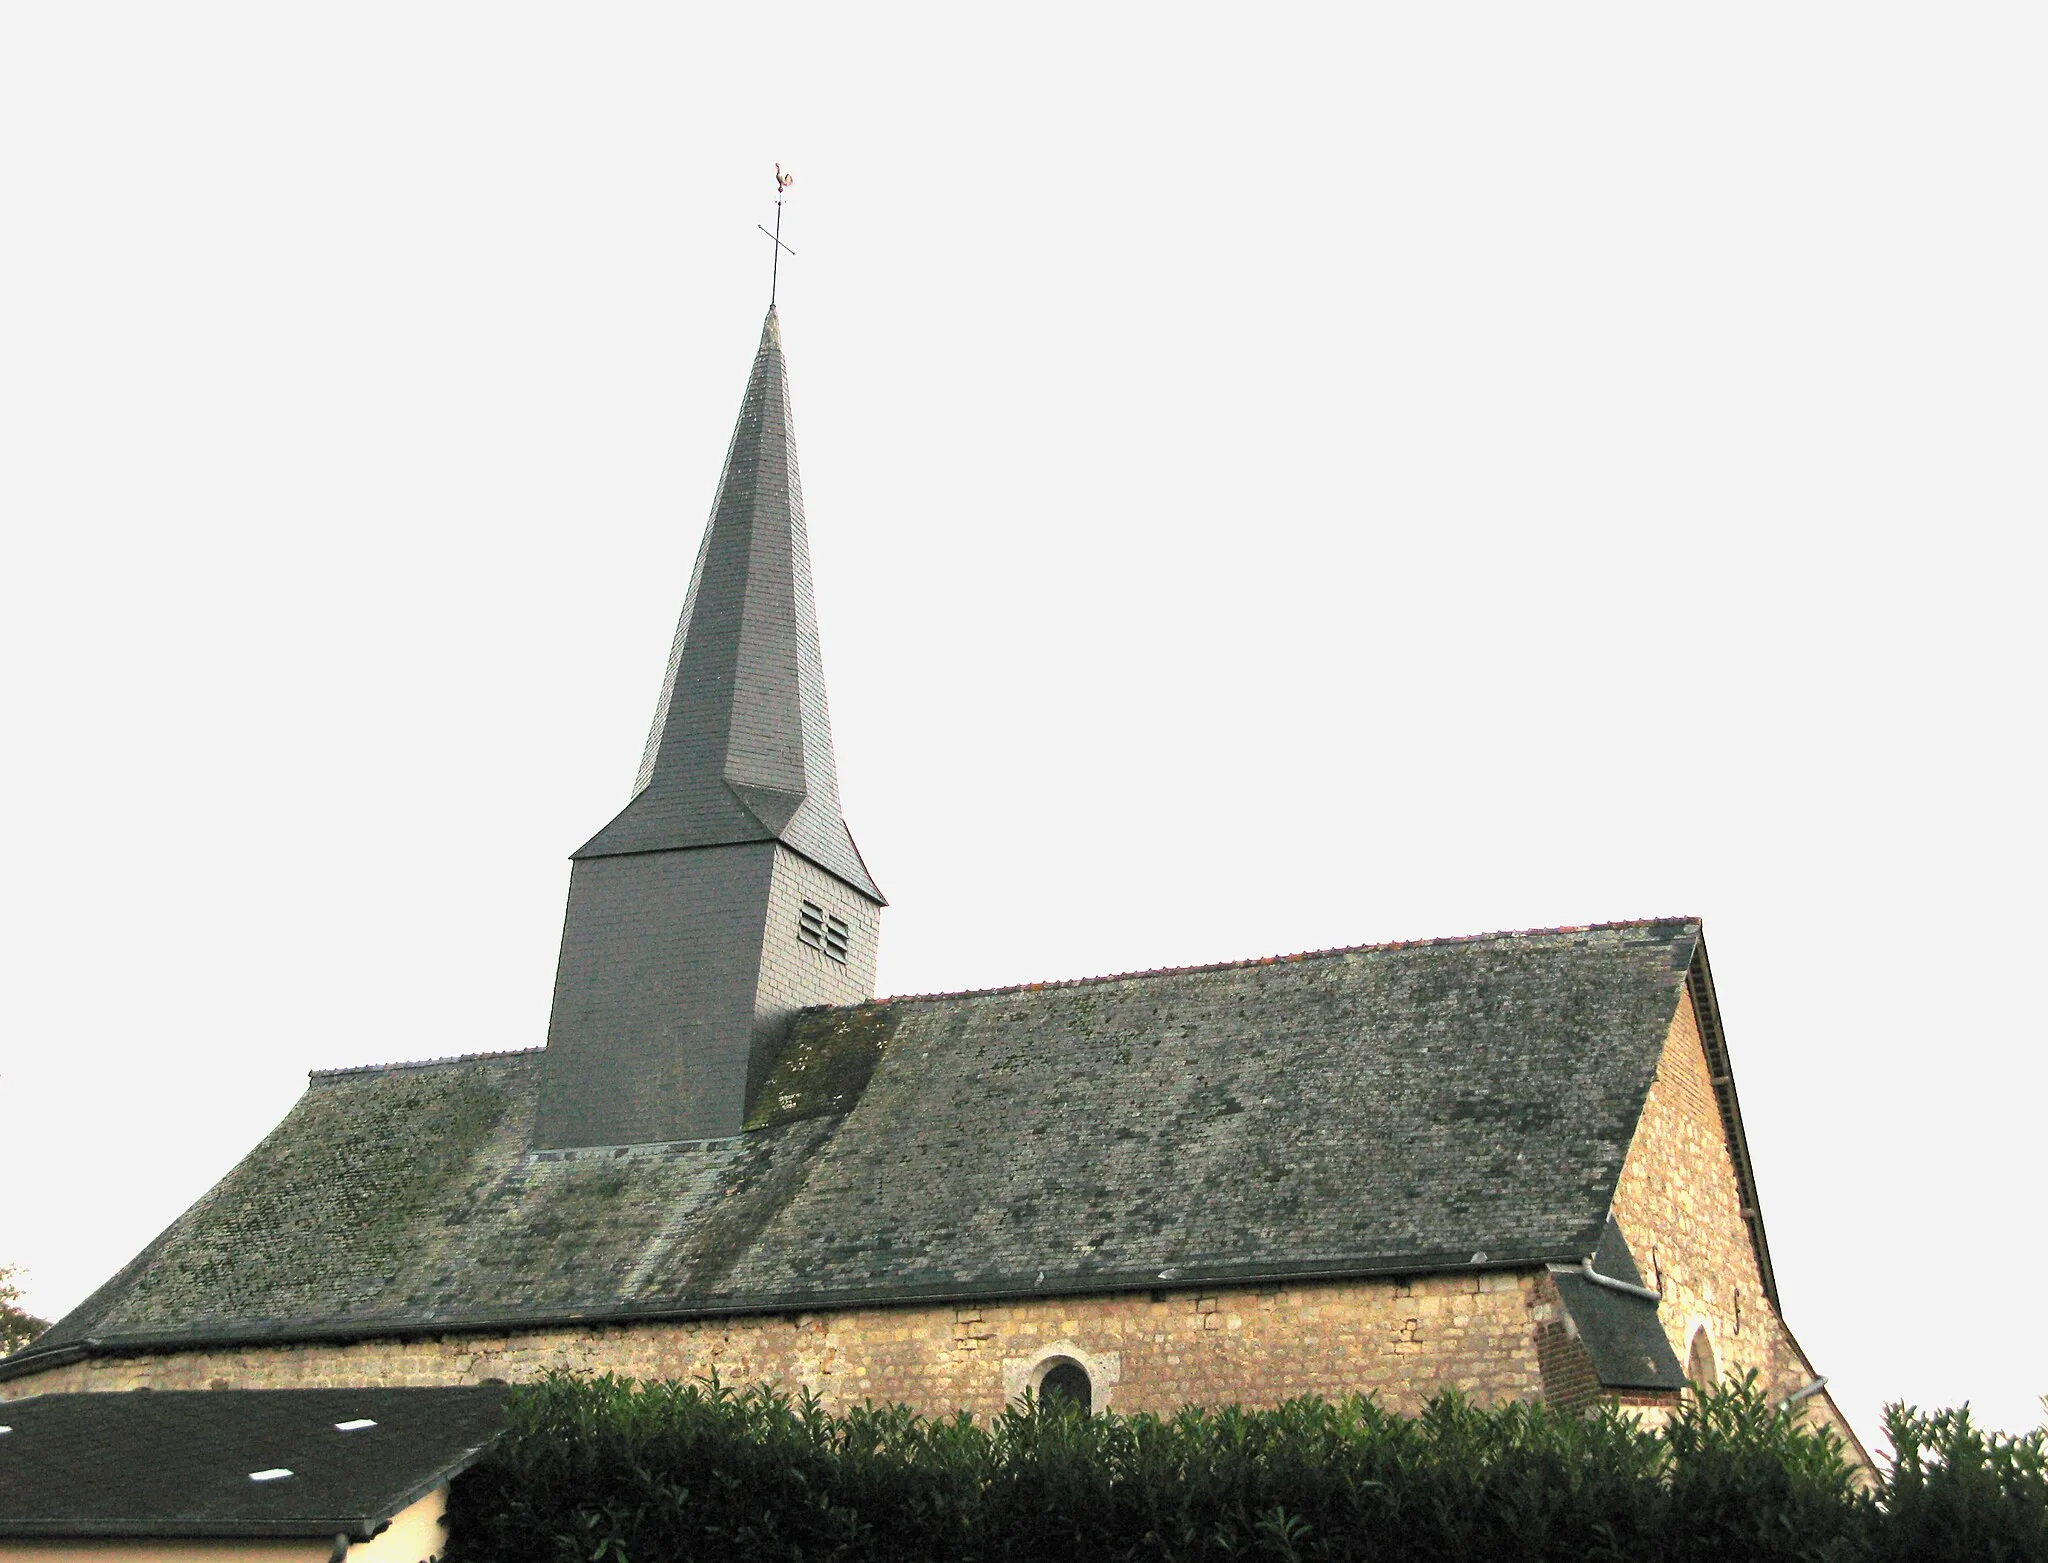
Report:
0,1425,12,1435
249,1468,295,1482
335,1418,378,1432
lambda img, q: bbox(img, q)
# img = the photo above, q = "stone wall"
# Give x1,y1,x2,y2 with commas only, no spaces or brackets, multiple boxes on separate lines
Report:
2,1270,1562,1416
1610,979,1865,1457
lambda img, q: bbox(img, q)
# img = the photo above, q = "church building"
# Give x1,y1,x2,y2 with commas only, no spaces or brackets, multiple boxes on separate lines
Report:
0,309,1861,1457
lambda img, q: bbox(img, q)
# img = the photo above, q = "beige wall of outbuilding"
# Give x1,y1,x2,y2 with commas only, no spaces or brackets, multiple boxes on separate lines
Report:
0,1485,447,1563
0,1542,326,1563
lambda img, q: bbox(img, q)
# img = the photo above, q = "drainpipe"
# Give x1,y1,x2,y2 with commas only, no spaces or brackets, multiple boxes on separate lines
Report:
1576,1260,1662,1303
1778,1376,1828,1411
328,1534,350,1563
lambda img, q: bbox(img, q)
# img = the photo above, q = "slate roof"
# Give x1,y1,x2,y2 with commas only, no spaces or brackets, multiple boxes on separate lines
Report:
574,308,881,901
0,1387,506,1538
7,919,1713,1375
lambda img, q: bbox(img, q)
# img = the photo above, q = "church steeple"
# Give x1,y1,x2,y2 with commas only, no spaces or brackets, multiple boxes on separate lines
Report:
574,310,880,901
534,309,883,1150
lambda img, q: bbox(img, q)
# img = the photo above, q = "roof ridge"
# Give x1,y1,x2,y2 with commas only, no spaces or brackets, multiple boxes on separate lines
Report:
873,916,1701,1006
309,1046,544,1081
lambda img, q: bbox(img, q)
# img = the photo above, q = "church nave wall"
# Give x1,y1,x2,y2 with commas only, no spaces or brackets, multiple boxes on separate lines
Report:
1,1271,1562,1417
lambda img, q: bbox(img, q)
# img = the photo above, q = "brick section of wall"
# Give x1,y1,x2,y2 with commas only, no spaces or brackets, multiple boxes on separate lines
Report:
1534,1321,1603,1414
2,1272,1564,1415
1610,982,1862,1455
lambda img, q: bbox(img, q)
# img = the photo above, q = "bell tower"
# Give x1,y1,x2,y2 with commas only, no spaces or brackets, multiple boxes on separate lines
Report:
534,309,884,1149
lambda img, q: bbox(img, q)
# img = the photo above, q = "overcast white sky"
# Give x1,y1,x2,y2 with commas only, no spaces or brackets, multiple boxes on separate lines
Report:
3,5,2043,1446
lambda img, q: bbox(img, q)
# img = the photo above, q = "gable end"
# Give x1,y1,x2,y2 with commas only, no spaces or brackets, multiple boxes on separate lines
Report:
1685,940,1779,1308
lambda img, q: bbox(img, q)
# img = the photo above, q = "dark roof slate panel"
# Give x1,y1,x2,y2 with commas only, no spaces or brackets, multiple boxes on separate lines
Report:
0,1387,507,1537
18,920,1698,1362
1551,1219,1687,1391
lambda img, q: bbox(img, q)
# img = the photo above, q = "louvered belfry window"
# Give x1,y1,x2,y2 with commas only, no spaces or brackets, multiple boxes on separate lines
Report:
798,900,851,963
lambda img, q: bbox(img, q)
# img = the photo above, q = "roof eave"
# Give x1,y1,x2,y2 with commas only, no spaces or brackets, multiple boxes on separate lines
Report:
0,1517,383,1541
1685,931,1782,1309
568,830,885,905
354,1441,500,1542
0,1245,1594,1380
0,1339,89,1380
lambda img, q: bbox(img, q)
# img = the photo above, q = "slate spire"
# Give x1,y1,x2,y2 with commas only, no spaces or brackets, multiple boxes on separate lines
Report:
576,308,881,902
534,308,884,1149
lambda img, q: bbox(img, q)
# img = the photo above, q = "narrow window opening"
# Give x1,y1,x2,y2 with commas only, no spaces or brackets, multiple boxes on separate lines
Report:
824,912,850,963
1038,1359,1092,1415
1687,1327,1718,1389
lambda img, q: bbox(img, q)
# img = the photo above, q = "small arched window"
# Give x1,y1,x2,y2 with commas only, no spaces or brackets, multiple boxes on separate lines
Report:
1038,1359,1092,1415
1687,1326,1718,1389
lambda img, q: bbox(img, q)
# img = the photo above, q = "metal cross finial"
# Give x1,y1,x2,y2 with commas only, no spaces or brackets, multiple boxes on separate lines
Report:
759,163,796,308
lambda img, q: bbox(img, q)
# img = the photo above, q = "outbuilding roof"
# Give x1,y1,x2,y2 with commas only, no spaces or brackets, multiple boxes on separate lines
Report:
11,919,1708,1371
0,1386,506,1538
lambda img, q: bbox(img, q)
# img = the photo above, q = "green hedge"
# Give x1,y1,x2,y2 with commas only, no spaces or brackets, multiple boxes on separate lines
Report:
446,1374,2047,1562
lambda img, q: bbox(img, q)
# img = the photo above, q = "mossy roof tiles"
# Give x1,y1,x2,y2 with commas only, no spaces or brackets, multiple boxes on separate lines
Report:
22,919,1699,1362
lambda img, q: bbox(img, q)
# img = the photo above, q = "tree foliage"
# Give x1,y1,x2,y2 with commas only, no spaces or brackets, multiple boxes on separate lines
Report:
0,1266,49,1357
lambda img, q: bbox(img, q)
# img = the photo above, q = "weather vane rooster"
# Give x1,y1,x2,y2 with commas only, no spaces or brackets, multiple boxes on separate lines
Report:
761,164,795,308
